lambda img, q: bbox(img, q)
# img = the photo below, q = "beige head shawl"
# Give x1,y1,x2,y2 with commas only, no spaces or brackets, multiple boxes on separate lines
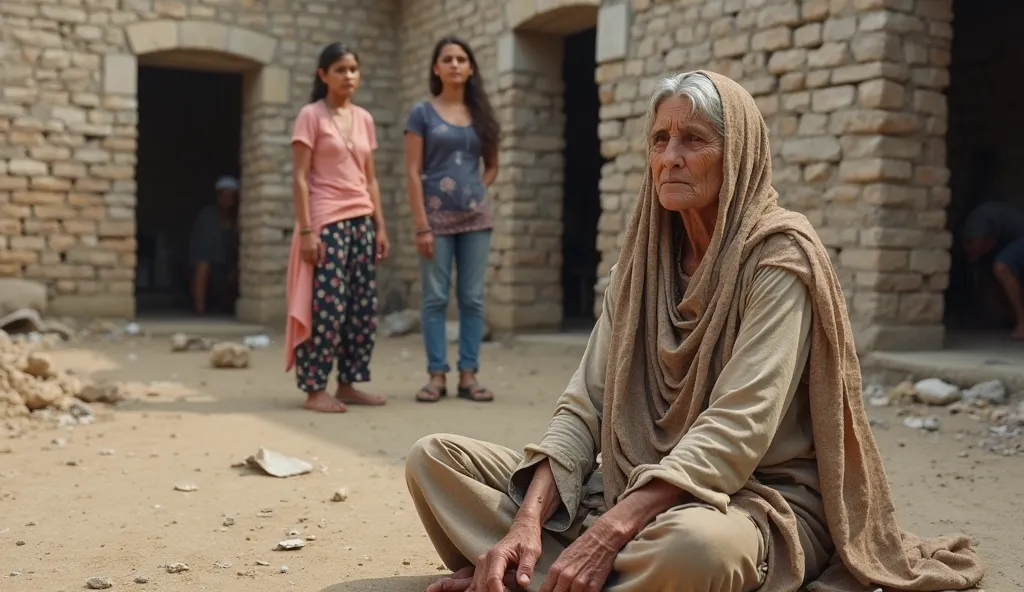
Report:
599,71,983,590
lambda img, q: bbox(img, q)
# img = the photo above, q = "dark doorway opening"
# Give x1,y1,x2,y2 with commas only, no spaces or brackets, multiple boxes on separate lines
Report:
944,0,1024,335
135,65,243,316
561,27,605,329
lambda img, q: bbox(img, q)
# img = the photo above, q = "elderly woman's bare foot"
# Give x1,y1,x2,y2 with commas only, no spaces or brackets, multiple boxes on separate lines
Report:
304,391,348,413
425,566,474,592
335,383,387,406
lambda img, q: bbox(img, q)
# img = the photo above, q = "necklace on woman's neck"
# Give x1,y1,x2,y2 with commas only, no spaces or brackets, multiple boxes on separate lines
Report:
323,99,354,150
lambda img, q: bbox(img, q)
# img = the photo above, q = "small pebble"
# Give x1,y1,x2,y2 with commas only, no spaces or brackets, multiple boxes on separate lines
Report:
287,529,299,537
86,576,113,589
223,516,235,527
10,570,21,576
331,487,349,502
166,562,190,573
134,575,149,584
280,566,290,574
255,560,270,566
306,535,317,542
173,483,198,492
99,449,115,456
16,540,25,546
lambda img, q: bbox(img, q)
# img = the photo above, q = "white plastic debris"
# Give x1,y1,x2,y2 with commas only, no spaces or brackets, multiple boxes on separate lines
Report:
245,448,313,478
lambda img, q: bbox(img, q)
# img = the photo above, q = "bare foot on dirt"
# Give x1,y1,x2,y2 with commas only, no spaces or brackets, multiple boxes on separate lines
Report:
304,390,348,413
335,383,387,406
426,566,474,592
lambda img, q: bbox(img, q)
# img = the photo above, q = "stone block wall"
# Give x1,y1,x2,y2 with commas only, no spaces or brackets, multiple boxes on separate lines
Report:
593,0,954,352
0,0,402,323
394,0,503,318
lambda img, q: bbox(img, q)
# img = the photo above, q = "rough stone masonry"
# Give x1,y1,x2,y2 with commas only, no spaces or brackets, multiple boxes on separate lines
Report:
0,0,956,354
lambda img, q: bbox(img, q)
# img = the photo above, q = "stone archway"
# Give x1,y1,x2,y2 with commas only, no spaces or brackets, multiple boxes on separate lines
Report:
507,0,600,34
100,20,291,324
486,2,629,330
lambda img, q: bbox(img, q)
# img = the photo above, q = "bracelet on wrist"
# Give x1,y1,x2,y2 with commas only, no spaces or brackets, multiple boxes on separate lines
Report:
299,227,313,235
415,227,433,236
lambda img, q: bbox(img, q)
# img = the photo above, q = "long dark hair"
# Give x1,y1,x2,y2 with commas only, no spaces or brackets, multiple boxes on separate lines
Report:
310,42,359,103
428,37,500,160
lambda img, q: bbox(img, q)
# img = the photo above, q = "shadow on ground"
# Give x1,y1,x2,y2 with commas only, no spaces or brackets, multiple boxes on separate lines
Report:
319,575,436,592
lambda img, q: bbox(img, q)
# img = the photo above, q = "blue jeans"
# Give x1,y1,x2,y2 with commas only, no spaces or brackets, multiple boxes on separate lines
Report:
419,230,491,374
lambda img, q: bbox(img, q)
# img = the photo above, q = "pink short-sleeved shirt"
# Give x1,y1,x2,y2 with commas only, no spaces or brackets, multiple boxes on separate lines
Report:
290,101,378,226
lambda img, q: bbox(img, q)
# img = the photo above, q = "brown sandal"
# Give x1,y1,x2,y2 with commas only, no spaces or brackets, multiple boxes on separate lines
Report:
457,383,494,402
415,384,447,403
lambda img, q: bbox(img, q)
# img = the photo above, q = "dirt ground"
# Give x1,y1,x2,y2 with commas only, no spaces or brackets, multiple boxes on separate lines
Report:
1,333,1021,592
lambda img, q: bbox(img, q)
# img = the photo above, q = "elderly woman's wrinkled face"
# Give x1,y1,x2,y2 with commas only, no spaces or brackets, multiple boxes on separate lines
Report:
649,96,724,213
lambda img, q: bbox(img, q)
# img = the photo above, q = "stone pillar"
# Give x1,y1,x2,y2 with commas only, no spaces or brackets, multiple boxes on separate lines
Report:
489,32,566,329
235,67,293,326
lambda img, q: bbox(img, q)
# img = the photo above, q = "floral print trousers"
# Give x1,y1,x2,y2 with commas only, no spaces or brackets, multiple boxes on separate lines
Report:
294,216,378,392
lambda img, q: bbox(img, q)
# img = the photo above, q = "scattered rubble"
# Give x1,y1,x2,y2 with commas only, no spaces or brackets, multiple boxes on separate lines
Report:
913,378,962,406
165,562,190,573
170,333,215,352
865,377,1023,456
962,379,1007,405
210,342,250,369
275,539,305,551
0,329,111,422
86,576,113,589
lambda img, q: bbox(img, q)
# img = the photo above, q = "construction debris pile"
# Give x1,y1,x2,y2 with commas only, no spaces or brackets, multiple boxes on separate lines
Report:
866,377,1024,456
0,330,122,423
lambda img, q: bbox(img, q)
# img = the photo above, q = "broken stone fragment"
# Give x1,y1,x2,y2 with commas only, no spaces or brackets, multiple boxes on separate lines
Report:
903,415,940,432
22,353,54,379
912,378,961,406
275,539,305,551
331,487,349,502
86,576,113,589
962,379,1007,406
210,342,250,369
173,483,198,492
883,381,917,405
78,382,124,404
165,562,190,573
134,575,149,584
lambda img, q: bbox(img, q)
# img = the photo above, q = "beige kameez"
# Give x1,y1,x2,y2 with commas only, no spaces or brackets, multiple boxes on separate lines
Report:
407,243,830,591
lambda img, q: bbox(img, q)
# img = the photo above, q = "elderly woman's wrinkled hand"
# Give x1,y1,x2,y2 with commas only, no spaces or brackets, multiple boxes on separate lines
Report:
471,518,544,592
539,520,622,592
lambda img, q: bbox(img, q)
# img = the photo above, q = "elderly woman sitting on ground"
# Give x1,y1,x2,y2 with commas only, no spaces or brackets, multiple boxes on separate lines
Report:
405,71,984,592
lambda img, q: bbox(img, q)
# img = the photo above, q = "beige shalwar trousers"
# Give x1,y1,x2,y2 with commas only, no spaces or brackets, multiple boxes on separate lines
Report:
405,433,767,592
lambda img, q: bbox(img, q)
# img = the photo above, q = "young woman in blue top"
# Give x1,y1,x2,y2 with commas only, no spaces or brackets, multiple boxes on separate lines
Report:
404,37,501,403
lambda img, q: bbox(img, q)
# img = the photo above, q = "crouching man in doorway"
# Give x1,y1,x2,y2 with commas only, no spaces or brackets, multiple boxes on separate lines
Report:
189,175,240,315
963,200,1024,340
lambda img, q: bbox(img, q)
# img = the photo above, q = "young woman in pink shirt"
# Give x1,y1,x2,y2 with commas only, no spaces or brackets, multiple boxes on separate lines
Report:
285,43,390,413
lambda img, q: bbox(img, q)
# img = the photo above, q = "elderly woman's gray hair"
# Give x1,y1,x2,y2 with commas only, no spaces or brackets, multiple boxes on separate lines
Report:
643,72,725,142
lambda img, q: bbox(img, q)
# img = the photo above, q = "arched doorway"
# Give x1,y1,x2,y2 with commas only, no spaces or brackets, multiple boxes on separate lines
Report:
490,1,605,330
103,20,290,321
